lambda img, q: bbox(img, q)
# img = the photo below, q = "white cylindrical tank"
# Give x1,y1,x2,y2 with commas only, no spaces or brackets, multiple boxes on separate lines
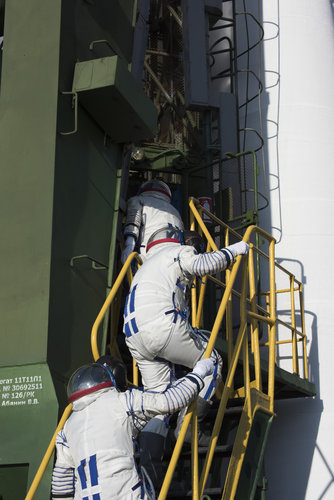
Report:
241,1,334,498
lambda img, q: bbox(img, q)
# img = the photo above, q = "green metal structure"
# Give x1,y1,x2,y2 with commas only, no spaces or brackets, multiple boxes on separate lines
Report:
0,1,156,498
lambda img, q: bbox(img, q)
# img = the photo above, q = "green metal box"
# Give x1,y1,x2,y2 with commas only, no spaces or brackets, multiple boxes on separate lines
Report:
72,55,157,142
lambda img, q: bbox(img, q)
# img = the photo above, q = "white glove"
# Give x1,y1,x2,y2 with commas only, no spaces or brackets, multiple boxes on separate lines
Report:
192,358,215,379
225,241,249,258
121,236,136,264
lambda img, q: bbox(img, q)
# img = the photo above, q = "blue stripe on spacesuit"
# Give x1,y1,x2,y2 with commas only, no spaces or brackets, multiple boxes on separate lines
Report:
124,286,138,338
176,277,185,290
201,252,208,274
129,284,137,312
77,459,87,489
131,317,138,334
203,361,218,400
192,249,233,277
222,249,232,266
186,375,201,392
124,317,138,337
124,322,132,338
89,454,98,486
208,251,220,272
124,293,129,317
167,386,182,409
165,290,188,323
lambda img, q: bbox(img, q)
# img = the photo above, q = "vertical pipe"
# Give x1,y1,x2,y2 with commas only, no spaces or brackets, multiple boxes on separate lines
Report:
290,275,298,374
102,164,123,354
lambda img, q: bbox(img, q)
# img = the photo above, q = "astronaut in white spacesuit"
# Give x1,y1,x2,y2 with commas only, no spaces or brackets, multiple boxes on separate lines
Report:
123,227,249,485
121,179,184,263
51,354,214,500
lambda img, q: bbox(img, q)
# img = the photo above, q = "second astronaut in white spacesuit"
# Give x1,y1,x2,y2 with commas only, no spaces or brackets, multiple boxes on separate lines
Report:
123,227,249,485
121,179,184,263
51,355,214,500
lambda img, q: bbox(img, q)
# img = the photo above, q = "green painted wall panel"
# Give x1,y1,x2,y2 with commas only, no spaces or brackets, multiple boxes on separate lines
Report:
0,0,62,366
0,363,58,499
48,106,122,408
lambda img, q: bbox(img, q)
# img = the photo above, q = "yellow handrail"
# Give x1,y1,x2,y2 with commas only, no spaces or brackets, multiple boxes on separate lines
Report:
158,203,252,499
25,404,73,500
26,253,142,499
91,252,142,362
199,257,251,497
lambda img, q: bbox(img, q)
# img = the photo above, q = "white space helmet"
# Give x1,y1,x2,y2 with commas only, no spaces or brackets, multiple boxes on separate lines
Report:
146,227,206,254
67,356,127,402
138,179,172,200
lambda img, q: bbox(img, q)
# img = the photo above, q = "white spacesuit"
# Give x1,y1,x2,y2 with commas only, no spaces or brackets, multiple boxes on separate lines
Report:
121,180,184,263
123,228,249,483
124,228,249,396
51,356,214,500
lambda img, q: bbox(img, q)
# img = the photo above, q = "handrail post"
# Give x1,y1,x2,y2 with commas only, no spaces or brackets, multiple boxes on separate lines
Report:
248,245,262,391
241,258,251,406
91,252,141,361
190,207,198,326
191,403,199,500
199,257,249,496
299,283,309,379
158,406,194,499
268,240,276,412
290,275,298,375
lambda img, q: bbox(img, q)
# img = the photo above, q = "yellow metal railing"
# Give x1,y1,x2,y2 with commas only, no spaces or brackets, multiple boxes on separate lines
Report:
25,405,72,500
91,252,142,385
158,198,309,499
25,252,141,499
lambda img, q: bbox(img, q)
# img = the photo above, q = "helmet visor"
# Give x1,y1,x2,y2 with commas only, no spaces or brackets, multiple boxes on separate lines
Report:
67,364,113,402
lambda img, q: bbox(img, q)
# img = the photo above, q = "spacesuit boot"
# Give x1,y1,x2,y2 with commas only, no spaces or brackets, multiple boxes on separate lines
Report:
138,417,169,492
174,397,213,447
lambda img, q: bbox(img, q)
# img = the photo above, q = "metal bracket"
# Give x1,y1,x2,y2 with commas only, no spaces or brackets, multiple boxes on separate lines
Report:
70,254,108,270
59,91,78,136
89,39,117,54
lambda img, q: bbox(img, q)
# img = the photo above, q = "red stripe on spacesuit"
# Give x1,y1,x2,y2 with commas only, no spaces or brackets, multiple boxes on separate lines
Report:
146,238,180,252
68,381,114,402
139,187,172,199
